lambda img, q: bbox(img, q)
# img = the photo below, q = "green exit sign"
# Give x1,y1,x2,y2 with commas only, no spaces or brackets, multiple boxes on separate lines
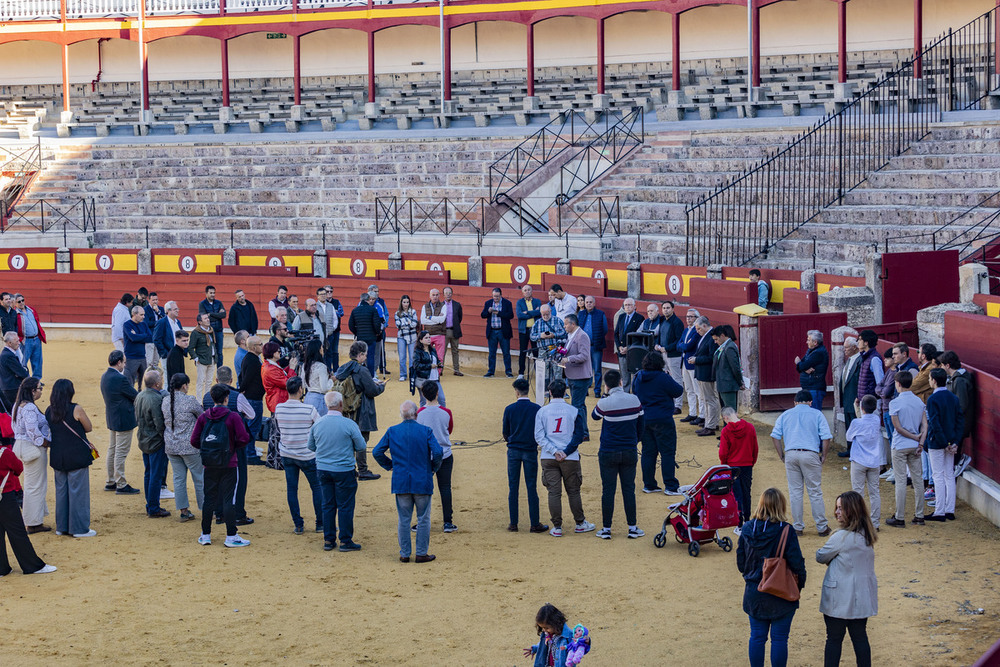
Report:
267,33,287,39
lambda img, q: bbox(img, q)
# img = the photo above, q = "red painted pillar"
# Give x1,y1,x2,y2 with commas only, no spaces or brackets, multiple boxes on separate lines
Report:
293,34,302,106
995,0,999,87
838,0,847,83
62,44,70,112
671,12,681,92
367,31,376,104
219,0,225,14
444,26,452,101
526,23,535,97
141,44,150,113
221,39,230,107
751,2,761,88
913,0,923,78
597,18,606,95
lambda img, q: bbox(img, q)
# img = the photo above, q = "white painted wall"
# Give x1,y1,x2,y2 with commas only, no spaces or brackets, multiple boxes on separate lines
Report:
0,0,994,85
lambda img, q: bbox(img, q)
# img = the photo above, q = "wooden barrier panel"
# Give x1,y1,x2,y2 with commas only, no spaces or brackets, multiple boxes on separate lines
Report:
236,249,313,275
973,293,1000,318
152,248,224,275
0,248,56,273
541,273,604,298
327,251,390,280
758,312,847,411
815,273,865,294
482,256,557,288
640,264,706,301
218,265,298,277
402,253,469,283
782,288,818,314
867,321,918,348
376,269,449,285
71,249,139,273
570,259,628,294
722,266,801,306
688,277,754,312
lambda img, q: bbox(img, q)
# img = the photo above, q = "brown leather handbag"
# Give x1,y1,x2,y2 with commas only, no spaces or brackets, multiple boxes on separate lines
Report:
757,524,800,602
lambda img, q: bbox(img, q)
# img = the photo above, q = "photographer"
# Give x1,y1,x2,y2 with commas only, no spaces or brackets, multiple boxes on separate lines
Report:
268,322,297,368
262,341,297,415
333,341,385,481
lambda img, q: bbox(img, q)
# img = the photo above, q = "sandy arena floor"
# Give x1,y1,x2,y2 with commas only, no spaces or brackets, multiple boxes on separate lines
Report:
2,341,999,665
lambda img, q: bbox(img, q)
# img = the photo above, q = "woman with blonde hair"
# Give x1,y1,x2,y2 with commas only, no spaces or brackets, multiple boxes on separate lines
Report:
736,487,807,667
816,490,878,667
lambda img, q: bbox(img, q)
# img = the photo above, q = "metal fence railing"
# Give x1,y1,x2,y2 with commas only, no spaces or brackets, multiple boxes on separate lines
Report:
685,6,999,268
0,198,97,244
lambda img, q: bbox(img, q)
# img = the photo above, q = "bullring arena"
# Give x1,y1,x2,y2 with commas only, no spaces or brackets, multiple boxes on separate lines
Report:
3,0,1000,664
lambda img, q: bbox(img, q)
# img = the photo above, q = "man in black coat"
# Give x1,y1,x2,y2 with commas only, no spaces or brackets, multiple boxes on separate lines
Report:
442,287,465,376
794,330,829,410
100,350,140,494
689,316,720,436
228,289,259,336
238,336,267,465
348,292,382,377
0,332,28,413
165,331,190,382
481,288,515,378
613,298,644,392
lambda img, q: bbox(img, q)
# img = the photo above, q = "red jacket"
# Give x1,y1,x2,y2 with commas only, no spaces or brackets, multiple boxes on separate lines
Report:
16,306,46,344
719,419,758,467
262,361,296,415
0,445,24,493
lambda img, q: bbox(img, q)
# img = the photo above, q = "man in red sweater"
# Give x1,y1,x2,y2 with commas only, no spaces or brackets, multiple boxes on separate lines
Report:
719,407,758,533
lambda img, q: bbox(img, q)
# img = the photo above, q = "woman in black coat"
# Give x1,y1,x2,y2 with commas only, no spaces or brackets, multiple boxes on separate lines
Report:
736,487,808,667
410,331,445,408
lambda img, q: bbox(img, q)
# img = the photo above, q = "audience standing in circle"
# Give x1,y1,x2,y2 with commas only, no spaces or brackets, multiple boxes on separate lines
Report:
12,377,51,533
45,379,97,537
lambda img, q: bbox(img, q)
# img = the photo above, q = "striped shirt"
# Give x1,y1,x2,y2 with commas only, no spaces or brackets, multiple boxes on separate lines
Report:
395,308,419,344
274,399,320,460
591,387,644,452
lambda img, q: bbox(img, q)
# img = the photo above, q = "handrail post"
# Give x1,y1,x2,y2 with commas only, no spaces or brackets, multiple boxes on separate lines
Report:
39,200,45,232
948,28,955,111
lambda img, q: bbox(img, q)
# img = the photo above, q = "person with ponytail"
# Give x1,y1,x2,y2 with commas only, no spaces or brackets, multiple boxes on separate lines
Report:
45,379,97,537
161,373,205,521
12,377,51,533
301,339,332,417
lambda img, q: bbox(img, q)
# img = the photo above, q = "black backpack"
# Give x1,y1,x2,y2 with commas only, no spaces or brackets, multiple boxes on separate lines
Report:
199,413,231,468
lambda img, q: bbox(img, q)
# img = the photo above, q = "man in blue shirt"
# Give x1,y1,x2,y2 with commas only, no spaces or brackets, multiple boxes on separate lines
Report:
309,391,367,552
578,296,608,398
749,270,769,309
13,293,44,380
373,401,443,563
122,306,153,391
198,285,227,368
770,390,832,536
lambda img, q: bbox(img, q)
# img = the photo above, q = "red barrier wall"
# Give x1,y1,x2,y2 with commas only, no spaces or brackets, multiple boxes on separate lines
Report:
640,264,706,301
816,273,865,293
721,266,801,306
866,321,919,348
541,274,605,298
570,259,628,295
782,289,819,314
758,312,847,411
688,277,754,312
973,293,1000,318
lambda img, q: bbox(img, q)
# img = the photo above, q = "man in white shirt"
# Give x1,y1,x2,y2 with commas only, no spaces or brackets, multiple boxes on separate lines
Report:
887,370,927,527
420,288,448,363
274,376,323,534
111,293,134,352
550,284,577,322
534,379,595,537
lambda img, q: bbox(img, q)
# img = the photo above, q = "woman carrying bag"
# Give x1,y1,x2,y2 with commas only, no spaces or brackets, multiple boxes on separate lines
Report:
0,443,56,575
816,490,878,667
736,487,807,667
45,379,98,538
410,330,446,408
12,378,51,533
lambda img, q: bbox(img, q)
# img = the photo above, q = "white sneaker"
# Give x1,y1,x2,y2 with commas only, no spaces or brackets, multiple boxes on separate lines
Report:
224,535,251,548
516,375,524,380
33,564,57,574
628,527,645,539
198,535,211,546
398,376,407,382
550,526,563,537
575,521,596,533
55,531,64,536
596,527,612,539
880,469,894,480
72,529,97,538
955,454,972,477
733,526,742,536
159,487,175,500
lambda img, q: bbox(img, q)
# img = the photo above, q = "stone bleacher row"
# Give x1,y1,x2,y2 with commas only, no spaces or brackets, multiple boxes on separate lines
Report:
0,49,910,137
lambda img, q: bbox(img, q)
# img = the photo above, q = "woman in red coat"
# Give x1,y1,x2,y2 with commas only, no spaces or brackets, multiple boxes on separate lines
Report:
0,445,56,575
262,342,297,415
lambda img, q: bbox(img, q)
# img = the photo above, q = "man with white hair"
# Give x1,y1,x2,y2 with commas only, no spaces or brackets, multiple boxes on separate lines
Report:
420,288,448,364
0,331,28,412
309,391,367,552
613,298,644,392
373,401,443,563
153,300,183,364
839,336,862,434
689,315,720,436
122,305,152,391
293,298,326,344
677,309,702,425
794,330,829,410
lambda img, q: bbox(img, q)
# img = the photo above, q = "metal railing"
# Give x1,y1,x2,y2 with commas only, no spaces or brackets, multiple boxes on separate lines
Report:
685,6,999,268
0,198,97,242
557,105,643,202
0,139,42,214
883,190,1000,257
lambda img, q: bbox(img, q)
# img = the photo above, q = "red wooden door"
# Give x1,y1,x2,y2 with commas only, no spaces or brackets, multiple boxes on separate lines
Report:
758,312,847,411
881,250,959,323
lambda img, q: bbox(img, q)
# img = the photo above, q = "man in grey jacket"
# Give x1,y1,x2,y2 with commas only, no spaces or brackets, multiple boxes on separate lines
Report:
711,324,743,413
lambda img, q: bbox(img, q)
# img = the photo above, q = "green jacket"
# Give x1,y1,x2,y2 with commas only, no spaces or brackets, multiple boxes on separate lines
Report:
134,388,165,454
189,327,215,366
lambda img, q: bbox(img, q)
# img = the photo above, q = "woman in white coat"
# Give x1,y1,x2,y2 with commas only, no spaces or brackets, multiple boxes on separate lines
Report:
816,490,878,667
12,378,51,533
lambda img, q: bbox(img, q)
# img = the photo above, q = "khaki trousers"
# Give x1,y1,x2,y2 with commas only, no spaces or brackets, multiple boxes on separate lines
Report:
784,449,827,532
892,447,925,520
541,458,586,528
683,367,702,417
445,329,461,372
106,429,133,488
850,462,881,528
697,379,720,429
18,443,49,527
196,362,214,403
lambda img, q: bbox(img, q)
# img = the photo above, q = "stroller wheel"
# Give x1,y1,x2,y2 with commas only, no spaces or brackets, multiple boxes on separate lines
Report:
688,541,700,557
653,532,666,548
720,536,733,552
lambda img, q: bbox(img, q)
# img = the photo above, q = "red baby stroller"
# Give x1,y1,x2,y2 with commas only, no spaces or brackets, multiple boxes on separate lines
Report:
653,464,741,557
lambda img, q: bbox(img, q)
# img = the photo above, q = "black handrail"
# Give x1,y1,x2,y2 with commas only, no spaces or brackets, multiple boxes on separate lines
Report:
0,138,42,213
0,197,97,234
685,6,999,268
557,106,644,203
883,190,1000,254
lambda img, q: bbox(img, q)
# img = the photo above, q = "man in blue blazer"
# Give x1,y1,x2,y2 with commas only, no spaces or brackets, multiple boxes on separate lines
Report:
516,285,542,378
153,301,183,363
578,296,608,399
925,368,963,522
481,288,515,378
0,332,28,412
100,350,140,494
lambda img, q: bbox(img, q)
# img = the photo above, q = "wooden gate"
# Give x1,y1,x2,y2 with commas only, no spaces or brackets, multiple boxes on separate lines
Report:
758,312,847,411
881,250,959,323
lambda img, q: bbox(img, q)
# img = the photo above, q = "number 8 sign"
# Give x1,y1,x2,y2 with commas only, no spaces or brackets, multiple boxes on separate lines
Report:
351,258,366,277
179,255,196,274
510,265,528,285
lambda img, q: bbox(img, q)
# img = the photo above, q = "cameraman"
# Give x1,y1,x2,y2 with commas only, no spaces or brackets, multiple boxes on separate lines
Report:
268,321,297,369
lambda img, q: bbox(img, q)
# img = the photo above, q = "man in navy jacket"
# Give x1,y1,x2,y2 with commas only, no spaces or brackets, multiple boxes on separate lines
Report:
578,296,608,398
153,301,183,362
198,286,227,367
481,288,514,378
655,301,684,413
925,368,963,522
0,332,28,412
794,330,829,410
100,350,140,494
502,377,548,534
516,285,542,378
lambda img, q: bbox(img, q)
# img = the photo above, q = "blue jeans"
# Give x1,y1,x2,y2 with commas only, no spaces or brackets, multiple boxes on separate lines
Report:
212,326,224,366
318,469,358,544
568,378,591,437
21,336,42,379
748,612,795,667
883,411,894,442
396,493,432,557
142,449,169,515
324,331,341,372
487,329,512,375
281,456,323,530
397,337,414,379
809,390,825,411
590,349,604,395
507,448,540,526
362,339,377,376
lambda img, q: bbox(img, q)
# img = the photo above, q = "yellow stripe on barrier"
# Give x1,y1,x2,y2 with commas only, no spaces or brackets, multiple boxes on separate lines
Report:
987,302,1000,318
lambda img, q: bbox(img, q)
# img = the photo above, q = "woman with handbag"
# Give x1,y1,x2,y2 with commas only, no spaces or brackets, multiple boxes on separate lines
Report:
736,487,807,667
12,378,51,534
410,331,446,408
0,443,56,575
161,373,205,522
45,379,97,537
816,490,878,667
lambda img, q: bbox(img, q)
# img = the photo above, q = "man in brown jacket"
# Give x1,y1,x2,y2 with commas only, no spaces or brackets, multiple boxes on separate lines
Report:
420,289,447,363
